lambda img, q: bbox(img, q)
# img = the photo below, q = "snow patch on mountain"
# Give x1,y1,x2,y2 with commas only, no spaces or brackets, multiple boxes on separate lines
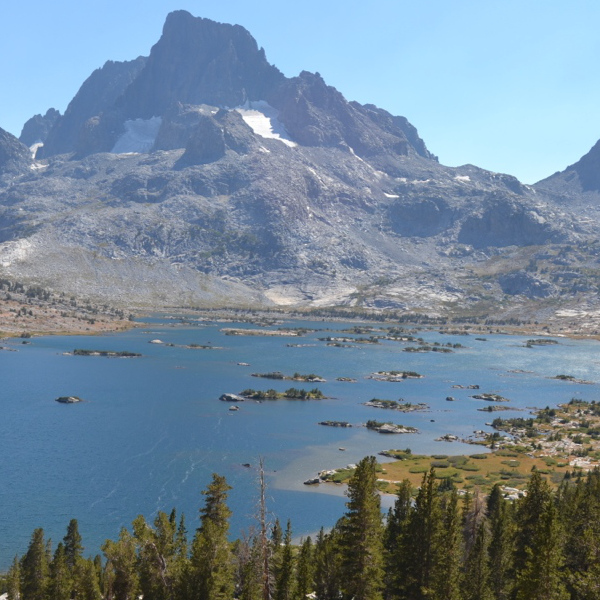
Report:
234,101,296,147
111,117,162,154
29,142,44,158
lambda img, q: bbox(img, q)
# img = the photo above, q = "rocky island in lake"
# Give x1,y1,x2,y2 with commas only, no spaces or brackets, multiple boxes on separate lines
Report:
238,387,327,400
367,370,424,382
251,371,326,382
55,396,84,404
365,419,418,434
72,349,141,358
471,393,510,402
364,398,429,412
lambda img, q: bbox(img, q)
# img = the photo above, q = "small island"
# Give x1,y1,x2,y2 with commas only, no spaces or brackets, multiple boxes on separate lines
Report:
239,387,326,400
55,396,84,404
318,421,352,428
477,405,515,412
364,398,429,412
525,338,559,348
471,393,510,402
403,345,453,353
72,349,141,358
220,393,245,402
367,370,424,382
365,419,418,434
222,328,306,337
251,371,326,382
318,336,380,344
551,374,594,385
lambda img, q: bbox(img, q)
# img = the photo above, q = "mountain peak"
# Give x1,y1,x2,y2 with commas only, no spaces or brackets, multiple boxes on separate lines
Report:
117,12,284,119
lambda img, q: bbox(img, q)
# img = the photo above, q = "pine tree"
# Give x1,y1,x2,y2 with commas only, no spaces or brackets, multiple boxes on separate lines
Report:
76,559,102,600
486,484,515,600
21,527,50,600
560,469,600,599
338,456,384,600
274,521,294,600
514,470,551,569
6,555,21,600
404,470,442,600
462,521,493,600
384,480,412,600
102,527,139,600
514,501,568,600
236,534,262,600
294,537,314,600
313,528,342,600
433,489,461,600
63,519,83,571
189,474,234,600
48,543,71,600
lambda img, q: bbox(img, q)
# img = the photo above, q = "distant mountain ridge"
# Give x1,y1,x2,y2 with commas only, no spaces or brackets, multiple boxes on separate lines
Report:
1,10,600,328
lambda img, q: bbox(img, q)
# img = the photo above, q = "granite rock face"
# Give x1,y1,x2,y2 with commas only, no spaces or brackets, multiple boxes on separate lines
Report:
0,127,31,176
2,11,600,320
536,139,600,196
19,108,61,147
116,11,285,119
39,57,147,157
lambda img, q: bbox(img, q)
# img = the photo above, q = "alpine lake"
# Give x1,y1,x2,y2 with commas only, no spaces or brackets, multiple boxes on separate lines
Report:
1,314,599,568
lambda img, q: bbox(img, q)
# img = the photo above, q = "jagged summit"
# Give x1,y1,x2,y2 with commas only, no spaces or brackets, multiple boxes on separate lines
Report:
536,139,600,198
19,108,60,147
34,11,431,162
39,57,147,158
117,10,284,119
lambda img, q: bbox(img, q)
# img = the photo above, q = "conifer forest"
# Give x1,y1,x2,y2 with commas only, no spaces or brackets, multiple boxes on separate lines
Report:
3,457,600,600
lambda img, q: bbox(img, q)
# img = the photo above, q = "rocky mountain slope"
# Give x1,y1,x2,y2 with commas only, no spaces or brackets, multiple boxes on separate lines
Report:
1,10,600,328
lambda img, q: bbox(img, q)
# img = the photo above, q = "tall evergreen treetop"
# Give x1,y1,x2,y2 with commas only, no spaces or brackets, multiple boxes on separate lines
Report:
63,519,83,571
189,473,235,600
339,456,384,600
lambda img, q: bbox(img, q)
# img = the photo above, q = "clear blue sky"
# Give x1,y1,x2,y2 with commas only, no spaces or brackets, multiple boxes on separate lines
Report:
1,0,599,184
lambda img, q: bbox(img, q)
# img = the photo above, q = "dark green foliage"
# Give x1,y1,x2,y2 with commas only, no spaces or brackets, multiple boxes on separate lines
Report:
189,474,234,600
274,521,294,600
63,519,83,571
487,484,515,600
515,501,568,600
384,480,412,600
313,528,342,600
48,543,70,600
404,470,442,599
433,490,462,600
462,522,493,600
11,466,600,600
21,528,49,600
294,537,314,600
102,527,139,600
338,456,384,600
6,555,21,600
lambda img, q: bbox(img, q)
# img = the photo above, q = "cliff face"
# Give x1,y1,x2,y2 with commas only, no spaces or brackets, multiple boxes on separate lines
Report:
19,108,61,147
2,11,600,321
535,139,600,197
117,11,285,119
0,127,31,176
39,57,147,157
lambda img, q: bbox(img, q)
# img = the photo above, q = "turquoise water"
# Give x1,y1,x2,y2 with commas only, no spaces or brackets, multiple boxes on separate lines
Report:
1,318,599,567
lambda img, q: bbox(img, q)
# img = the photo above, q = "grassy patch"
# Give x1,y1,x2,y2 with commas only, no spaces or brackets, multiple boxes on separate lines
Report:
459,463,481,472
